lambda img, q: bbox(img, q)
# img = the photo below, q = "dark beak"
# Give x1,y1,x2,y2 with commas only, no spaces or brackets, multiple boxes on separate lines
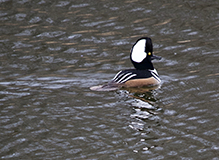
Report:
151,55,162,60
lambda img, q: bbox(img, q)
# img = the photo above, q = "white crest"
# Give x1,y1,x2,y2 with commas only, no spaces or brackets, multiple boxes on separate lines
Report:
131,39,146,63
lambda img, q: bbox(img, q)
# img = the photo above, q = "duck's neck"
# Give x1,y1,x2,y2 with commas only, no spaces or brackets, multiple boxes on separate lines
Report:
132,59,154,70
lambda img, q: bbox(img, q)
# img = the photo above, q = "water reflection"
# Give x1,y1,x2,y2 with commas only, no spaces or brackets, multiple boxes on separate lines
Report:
127,87,159,102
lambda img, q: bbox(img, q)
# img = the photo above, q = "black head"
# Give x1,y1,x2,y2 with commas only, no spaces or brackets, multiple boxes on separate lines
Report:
130,37,161,70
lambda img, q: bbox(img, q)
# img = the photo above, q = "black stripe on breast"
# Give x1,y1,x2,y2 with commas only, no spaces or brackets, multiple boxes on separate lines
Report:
149,69,161,82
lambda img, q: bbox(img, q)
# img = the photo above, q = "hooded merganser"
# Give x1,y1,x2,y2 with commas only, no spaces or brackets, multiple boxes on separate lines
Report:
90,37,162,91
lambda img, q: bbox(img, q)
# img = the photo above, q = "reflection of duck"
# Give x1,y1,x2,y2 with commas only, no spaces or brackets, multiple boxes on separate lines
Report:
90,37,162,91
125,87,159,107
130,91,161,121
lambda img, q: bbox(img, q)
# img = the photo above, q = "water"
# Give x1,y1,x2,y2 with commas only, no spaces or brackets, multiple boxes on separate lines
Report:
0,0,219,159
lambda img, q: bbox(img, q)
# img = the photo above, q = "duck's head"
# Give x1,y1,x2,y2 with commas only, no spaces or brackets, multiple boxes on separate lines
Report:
130,37,161,70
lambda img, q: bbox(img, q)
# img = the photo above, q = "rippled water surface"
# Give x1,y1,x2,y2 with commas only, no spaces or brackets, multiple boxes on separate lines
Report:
0,0,219,159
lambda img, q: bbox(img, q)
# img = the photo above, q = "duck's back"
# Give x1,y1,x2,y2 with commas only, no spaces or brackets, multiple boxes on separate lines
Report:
111,69,161,88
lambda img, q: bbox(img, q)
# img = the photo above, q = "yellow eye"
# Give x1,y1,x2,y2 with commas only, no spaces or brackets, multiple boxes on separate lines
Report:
148,52,151,56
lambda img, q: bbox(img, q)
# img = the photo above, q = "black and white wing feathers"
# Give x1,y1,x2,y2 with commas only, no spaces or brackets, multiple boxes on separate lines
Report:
90,69,160,91
112,70,137,84
111,69,161,84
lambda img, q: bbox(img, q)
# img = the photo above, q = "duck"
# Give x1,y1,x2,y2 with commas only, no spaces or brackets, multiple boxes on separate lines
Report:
90,37,162,91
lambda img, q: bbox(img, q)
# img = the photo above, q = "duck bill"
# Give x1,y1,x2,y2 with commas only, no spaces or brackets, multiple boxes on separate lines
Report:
151,55,162,60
